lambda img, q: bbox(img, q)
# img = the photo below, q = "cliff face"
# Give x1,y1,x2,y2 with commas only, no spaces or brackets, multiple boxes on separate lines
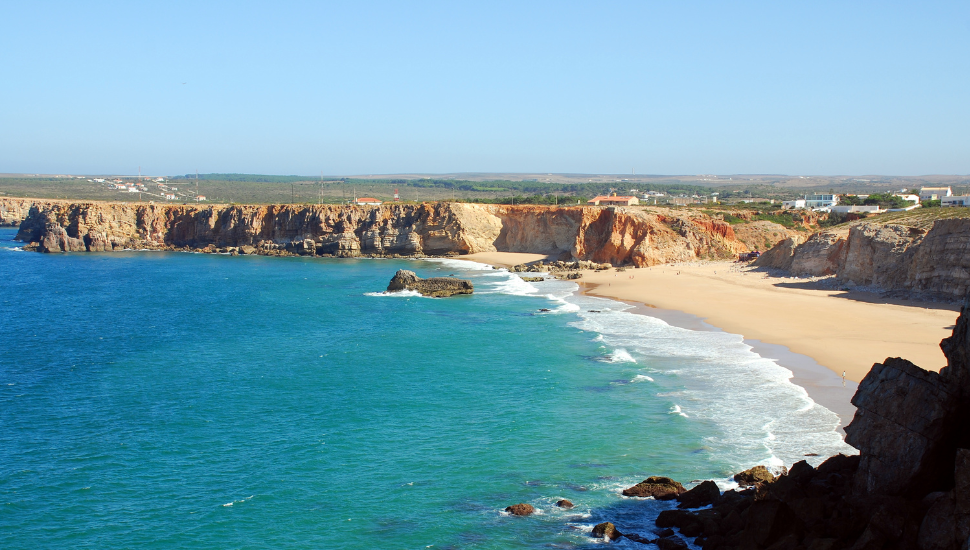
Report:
0,198,52,226
756,218,970,300
12,200,749,266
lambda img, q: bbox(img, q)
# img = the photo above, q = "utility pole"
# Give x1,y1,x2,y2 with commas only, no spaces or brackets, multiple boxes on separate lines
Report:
291,183,294,204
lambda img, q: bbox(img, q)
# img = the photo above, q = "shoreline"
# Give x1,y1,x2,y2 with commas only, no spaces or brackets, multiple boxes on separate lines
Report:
463,252,959,432
579,289,860,432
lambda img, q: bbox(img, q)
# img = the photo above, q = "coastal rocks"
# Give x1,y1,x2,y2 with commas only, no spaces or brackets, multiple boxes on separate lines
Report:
677,480,721,508
789,229,849,276
591,521,622,540
15,200,761,266
751,235,806,271
755,217,970,301
0,198,38,226
519,276,544,282
555,499,574,509
621,476,686,499
844,357,958,497
504,503,534,516
509,260,611,272
386,270,473,297
733,465,775,487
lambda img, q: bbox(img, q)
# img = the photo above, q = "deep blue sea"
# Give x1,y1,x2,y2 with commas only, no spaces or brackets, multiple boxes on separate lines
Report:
0,227,853,549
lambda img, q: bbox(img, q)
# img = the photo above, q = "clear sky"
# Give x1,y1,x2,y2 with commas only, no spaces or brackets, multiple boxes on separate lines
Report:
2,1,968,176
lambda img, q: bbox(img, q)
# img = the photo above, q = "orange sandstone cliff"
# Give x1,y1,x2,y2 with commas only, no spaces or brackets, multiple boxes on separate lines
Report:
9,199,749,266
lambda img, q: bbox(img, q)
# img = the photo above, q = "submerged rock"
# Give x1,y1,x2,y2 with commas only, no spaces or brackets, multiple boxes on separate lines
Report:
555,499,574,509
386,270,473,297
621,476,686,499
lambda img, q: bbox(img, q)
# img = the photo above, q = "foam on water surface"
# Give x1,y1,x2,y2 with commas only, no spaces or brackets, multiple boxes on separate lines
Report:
436,260,856,472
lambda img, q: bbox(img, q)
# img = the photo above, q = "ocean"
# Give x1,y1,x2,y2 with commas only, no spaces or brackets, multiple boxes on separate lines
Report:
0,227,854,549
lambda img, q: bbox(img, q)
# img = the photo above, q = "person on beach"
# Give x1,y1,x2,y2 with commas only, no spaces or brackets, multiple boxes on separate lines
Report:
842,370,846,386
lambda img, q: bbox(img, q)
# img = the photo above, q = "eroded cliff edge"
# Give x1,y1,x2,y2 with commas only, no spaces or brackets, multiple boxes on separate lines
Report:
755,217,970,301
9,199,750,266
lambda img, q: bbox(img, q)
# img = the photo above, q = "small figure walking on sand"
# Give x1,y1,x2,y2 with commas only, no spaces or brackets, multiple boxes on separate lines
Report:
842,370,846,387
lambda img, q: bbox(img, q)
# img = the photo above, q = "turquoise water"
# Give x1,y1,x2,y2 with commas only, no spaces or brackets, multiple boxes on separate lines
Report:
0,227,852,548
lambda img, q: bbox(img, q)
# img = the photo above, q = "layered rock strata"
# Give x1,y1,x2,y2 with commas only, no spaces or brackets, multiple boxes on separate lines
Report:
755,218,970,300
12,200,751,266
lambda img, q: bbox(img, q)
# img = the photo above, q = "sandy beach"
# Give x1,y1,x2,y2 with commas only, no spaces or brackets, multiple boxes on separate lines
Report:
464,253,960,384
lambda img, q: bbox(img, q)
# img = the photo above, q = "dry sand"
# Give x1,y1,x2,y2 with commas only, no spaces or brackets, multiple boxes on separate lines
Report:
464,253,960,384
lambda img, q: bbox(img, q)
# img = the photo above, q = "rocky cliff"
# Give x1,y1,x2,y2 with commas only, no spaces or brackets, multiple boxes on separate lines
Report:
755,217,970,301
0,198,50,226
10,199,751,266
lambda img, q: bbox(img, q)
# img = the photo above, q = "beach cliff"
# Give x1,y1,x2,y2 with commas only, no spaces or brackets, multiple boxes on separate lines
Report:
8,199,752,266
755,218,970,301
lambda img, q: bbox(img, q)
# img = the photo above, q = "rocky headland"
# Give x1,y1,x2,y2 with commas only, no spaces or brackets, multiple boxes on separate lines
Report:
6,198,756,266
578,296,970,549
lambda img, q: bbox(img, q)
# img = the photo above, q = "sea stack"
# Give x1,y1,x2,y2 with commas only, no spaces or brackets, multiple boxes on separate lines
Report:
386,269,473,297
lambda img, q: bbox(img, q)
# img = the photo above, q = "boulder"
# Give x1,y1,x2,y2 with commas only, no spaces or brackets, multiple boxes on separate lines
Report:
677,479,721,508
655,535,689,550
591,521,622,540
844,357,958,497
504,503,534,516
555,499,574,509
734,465,775,487
622,476,686,499
386,270,473,297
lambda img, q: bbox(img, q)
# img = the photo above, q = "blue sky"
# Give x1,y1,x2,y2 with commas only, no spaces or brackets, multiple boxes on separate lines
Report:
2,1,968,176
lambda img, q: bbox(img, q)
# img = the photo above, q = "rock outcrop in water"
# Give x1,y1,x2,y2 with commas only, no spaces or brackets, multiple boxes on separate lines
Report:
386,270,473,297
8,199,754,266
597,296,970,549
755,218,970,301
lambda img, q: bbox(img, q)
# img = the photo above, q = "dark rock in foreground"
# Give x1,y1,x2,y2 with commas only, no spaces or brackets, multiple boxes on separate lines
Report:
733,465,775,487
677,479,721,508
504,503,534,516
386,269,473,297
622,476,686,499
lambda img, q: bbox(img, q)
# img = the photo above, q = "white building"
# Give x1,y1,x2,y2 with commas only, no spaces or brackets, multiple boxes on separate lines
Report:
942,196,970,207
164,194,177,200
892,193,921,205
782,199,807,209
804,194,839,209
920,187,952,201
